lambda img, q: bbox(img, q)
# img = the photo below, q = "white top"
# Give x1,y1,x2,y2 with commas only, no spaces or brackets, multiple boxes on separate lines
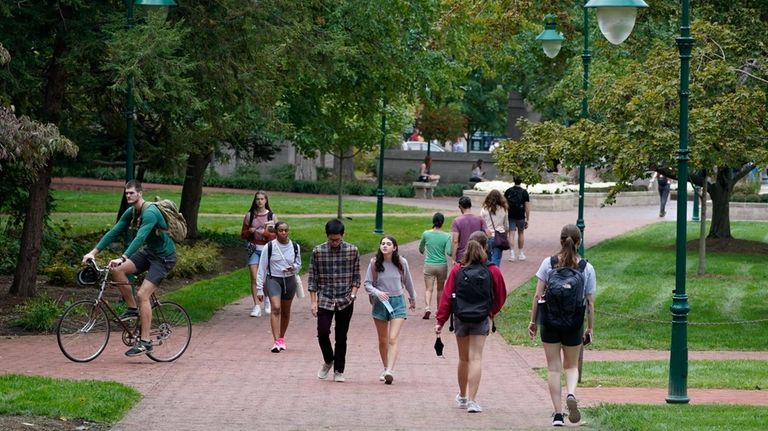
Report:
256,240,301,290
535,257,597,296
480,207,509,234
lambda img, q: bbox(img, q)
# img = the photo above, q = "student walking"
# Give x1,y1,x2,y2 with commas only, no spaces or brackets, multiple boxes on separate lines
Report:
451,196,488,263
363,236,416,384
256,221,300,353
308,219,361,383
527,224,596,426
650,171,671,217
418,212,452,320
435,238,507,413
241,191,277,317
480,190,509,266
504,178,530,261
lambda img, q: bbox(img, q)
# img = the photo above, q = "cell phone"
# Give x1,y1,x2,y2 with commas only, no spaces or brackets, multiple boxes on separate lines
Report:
583,332,592,345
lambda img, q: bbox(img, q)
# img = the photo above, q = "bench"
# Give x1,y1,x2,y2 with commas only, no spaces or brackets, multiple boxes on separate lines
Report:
412,181,438,199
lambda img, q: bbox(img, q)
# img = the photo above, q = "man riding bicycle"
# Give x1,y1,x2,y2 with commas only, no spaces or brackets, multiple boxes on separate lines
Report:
82,180,177,357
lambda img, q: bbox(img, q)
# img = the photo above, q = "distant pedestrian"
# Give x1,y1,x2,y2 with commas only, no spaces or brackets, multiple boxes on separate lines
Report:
480,190,509,266
504,178,530,261
418,212,452,320
527,224,596,426
469,159,487,182
363,236,416,384
409,127,424,142
451,196,488,262
418,155,440,182
256,221,300,353
241,191,277,317
308,219,361,383
650,172,670,217
435,238,507,413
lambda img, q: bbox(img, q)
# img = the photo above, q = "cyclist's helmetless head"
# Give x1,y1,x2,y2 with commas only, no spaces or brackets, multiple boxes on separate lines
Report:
124,180,143,206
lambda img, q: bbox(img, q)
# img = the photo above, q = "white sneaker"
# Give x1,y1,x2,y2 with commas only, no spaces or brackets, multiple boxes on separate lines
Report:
466,400,483,413
264,298,271,314
379,369,387,382
508,252,516,262
455,393,468,409
333,371,345,382
518,251,526,261
250,305,262,317
317,362,333,379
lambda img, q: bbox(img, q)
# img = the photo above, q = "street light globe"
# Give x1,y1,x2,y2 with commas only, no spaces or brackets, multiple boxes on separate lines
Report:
585,0,648,45
536,14,565,58
541,40,563,58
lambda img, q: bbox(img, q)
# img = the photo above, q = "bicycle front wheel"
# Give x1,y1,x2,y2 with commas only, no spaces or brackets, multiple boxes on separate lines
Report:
56,300,110,362
146,301,191,362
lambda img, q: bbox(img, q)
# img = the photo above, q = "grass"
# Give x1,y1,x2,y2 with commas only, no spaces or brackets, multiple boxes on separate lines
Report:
495,221,768,351
0,374,140,424
50,189,426,214
534,360,768,389
585,404,768,431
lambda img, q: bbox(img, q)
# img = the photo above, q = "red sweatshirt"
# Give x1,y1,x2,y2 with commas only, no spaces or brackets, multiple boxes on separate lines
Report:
436,263,507,327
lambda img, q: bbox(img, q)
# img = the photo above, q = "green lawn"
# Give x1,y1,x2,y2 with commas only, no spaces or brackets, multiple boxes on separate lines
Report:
586,404,768,431
51,189,426,214
496,221,768,350
0,374,140,424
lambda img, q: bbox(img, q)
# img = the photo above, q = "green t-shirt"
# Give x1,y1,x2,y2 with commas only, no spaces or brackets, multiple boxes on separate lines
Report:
95,203,175,258
418,230,452,265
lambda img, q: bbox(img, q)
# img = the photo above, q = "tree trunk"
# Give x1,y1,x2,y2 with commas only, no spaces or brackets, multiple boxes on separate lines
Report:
697,180,707,276
334,148,355,181
336,156,343,219
295,151,317,181
179,150,212,239
9,163,52,296
706,170,734,239
10,11,70,297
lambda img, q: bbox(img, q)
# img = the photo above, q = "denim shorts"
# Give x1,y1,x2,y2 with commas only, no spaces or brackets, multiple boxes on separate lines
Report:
129,249,176,285
371,294,408,321
246,245,263,266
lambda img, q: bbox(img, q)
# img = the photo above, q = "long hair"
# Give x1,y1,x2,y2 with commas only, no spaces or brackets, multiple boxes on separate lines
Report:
482,189,507,215
556,224,581,268
461,239,487,266
248,190,271,217
472,159,483,169
375,235,403,274
423,155,432,166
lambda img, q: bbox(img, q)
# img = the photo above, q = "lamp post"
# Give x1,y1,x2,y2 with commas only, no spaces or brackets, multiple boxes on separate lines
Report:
666,0,692,404
537,0,647,256
374,97,387,234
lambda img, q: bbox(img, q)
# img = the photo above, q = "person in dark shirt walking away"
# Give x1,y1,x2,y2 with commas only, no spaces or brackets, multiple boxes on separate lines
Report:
309,219,361,383
504,178,530,261
81,180,176,357
450,196,488,263
650,171,671,217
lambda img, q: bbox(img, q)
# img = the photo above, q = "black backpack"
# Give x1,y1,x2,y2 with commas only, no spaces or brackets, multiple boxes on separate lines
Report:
540,256,588,330
505,187,525,213
451,263,493,323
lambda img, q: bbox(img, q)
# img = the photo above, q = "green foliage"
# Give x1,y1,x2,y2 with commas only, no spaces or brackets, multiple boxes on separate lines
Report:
171,242,223,279
418,105,468,143
13,293,66,332
43,263,77,286
269,164,297,181
733,176,762,196
588,404,768,431
0,374,141,424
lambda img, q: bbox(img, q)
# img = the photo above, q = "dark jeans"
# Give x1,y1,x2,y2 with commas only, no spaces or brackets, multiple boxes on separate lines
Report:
658,184,670,212
316,303,354,373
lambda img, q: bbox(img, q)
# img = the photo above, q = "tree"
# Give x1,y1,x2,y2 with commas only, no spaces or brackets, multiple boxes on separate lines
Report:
496,7,768,239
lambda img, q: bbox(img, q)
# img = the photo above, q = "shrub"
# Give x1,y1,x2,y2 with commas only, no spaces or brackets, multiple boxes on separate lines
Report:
44,263,77,286
14,293,66,332
171,242,223,279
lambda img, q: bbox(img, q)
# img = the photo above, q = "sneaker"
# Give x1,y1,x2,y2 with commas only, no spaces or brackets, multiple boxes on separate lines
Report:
508,252,516,262
333,371,345,382
271,341,280,353
518,251,526,261
455,393,468,409
566,394,580,423
422,310,431,320
317,362,333,379
264,298,271,314
384,370,394,385
379,369,387,382
117,308,139,322
277,338,286,351
552,413,564,427
466,400,483,413
125,339,152,357
250,305,262,317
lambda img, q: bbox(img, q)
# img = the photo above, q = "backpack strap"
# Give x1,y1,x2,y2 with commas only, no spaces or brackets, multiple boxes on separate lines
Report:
267,241,273,277
577,259,587,272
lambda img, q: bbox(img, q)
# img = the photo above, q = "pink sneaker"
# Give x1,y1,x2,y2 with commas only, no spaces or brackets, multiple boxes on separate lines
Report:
277,338,286,351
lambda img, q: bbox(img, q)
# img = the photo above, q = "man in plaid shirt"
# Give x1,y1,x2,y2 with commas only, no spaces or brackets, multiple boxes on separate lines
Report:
309,219,361,382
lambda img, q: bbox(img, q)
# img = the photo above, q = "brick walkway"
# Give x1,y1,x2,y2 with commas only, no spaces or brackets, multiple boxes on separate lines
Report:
3,180,767,430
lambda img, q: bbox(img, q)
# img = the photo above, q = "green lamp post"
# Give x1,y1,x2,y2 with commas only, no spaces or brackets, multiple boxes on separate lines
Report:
125,0,177,184
665,0,693,404
538,0,647,256
374,97,387,235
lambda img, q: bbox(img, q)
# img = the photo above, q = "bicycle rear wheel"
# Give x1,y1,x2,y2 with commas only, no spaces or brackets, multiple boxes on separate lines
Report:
56,300,110,362
146,301,191,362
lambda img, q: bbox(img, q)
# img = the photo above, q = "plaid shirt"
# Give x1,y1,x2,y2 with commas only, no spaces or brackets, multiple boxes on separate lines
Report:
308,240,360,311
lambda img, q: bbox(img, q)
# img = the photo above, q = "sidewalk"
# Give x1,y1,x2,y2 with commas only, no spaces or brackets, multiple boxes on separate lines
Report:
3,184,766,430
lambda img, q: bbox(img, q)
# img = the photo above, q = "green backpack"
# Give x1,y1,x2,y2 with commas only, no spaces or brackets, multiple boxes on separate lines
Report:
142,197,188,243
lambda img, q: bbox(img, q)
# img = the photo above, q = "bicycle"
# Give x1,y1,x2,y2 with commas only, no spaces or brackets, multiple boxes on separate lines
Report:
56,259,192,362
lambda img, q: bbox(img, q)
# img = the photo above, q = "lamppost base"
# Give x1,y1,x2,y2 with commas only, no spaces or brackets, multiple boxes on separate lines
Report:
665,395,690,404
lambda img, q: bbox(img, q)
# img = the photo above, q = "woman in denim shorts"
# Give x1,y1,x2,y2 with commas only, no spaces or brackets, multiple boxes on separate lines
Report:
363,236,416,385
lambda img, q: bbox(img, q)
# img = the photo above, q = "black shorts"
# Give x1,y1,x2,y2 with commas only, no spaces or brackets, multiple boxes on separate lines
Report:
540,324,583,346
129,249,176,285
